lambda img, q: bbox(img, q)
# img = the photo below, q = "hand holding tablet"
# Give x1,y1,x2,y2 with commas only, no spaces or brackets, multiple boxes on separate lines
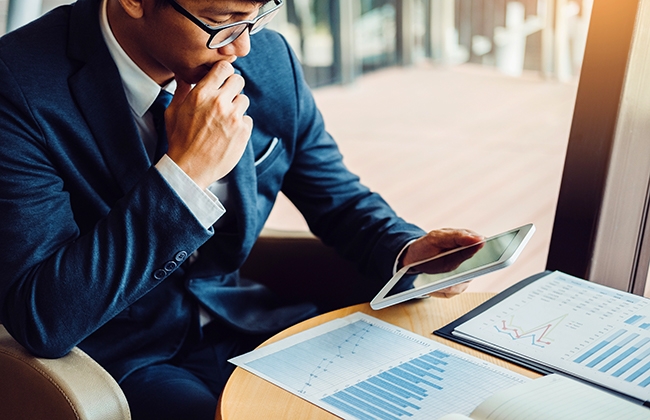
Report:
370,223,535,310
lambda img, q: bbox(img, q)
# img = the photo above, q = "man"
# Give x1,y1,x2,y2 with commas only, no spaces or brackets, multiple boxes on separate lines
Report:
0,0,482,418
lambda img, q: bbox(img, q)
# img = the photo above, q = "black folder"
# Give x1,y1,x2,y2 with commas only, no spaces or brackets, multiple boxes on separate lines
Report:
434,270,649,407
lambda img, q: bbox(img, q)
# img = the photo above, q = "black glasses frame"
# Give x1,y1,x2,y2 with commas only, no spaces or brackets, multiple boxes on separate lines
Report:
164,0,283,49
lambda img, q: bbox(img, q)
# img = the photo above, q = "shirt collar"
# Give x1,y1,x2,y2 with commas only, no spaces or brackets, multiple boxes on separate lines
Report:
99,0,175,117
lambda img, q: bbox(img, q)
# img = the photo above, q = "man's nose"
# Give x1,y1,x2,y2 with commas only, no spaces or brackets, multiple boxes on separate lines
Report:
217,29,251,58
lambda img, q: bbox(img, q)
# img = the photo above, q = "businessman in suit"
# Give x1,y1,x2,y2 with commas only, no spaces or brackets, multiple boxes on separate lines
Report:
0,0,482,418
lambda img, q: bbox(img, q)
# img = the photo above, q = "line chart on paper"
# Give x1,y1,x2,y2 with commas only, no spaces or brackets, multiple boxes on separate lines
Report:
245,318,409,395
494,314,567,348
230,312,528,420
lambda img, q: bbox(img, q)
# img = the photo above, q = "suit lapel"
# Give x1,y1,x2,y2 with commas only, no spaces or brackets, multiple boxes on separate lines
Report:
68,0,150,195
227,138,258,252
226,70,258,248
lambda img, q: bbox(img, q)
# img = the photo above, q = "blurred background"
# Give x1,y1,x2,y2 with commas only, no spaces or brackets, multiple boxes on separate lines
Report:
0,0,592,85
0,0,597,294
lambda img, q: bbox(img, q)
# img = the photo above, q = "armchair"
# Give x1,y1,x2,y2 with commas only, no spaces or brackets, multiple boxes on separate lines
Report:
0,324,130,420
0,229,374,419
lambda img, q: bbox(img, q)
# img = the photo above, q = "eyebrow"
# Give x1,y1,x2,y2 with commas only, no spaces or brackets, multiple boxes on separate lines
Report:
196,1,268,16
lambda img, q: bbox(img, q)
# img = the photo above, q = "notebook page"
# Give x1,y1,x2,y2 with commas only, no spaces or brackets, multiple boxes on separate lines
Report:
437,414,473,420
470,374,649,420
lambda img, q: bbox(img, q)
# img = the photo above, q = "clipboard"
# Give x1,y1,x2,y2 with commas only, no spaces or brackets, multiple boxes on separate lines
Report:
433,270,650,407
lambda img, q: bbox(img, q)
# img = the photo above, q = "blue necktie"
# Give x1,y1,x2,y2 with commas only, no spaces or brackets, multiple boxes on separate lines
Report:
150,89,174,162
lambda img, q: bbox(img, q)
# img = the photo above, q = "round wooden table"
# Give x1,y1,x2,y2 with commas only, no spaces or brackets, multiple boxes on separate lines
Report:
217,293,540,419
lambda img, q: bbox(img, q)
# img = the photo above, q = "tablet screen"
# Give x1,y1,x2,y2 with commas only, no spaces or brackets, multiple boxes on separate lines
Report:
385,231,518,298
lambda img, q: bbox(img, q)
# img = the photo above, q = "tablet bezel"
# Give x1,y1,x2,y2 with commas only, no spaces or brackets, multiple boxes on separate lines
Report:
370,223,535,310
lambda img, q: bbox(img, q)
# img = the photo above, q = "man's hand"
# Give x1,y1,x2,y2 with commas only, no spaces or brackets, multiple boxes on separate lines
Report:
165,61,252,190
402,228,484,298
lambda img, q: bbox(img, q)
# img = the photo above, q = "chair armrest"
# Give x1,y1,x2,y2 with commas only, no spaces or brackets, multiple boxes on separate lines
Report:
240,228,379,310
0,325,130,420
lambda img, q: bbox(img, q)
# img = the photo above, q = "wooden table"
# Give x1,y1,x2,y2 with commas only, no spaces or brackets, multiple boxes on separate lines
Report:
217,293,540,419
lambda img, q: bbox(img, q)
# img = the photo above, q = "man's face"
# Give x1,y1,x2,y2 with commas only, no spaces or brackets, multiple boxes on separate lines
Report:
135,0,262,84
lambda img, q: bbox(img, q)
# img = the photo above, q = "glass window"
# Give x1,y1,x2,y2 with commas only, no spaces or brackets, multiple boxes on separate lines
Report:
356,0,397,72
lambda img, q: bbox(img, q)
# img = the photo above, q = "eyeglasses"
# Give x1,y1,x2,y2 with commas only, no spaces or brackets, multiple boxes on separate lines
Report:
165,0,283,49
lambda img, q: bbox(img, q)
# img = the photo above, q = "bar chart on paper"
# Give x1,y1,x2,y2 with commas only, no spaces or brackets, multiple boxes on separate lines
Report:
453,271,650,402
230,313,528,420
572,328,650,387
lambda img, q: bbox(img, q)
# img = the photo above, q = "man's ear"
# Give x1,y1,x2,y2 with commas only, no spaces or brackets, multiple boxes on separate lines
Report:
114,0,146,19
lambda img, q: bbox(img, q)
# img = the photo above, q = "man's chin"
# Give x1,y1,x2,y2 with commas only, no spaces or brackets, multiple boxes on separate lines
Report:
180,60,238,85
175,67,210,85
185,69,209,85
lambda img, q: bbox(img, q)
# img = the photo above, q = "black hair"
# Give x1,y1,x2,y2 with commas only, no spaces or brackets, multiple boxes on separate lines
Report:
156,0,271,7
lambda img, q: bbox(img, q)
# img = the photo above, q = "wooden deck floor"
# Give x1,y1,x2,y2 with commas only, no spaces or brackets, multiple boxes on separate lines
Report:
265,62,579,293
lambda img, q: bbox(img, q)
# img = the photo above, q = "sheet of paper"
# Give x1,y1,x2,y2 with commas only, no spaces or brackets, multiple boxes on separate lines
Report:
454,271,650,402
230,312,529,420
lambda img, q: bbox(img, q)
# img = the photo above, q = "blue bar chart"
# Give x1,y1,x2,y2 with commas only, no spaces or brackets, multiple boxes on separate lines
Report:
574,329,628,364
601,337,649,373
231,313,528,420
625,315,646,326
320,348,525,420
572,328,650,389
612,345,650,378
625,315,650,331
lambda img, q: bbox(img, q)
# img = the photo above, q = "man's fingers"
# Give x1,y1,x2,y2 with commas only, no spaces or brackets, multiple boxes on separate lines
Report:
402,228,484,267
218,73,246,100
432,228,483,248
192,61,246,104
429,281,470,298
195,60,235,91
170,62,244,120
416,245,479,274
163,60,253,189
232,92,250,114
242,115,253,133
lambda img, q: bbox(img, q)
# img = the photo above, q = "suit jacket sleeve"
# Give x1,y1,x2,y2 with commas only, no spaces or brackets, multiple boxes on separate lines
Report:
0,54,213,358
273,35,426,281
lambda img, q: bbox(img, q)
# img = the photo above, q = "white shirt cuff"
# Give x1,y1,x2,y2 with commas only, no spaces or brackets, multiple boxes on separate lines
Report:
155,155,225,229
393,239,418,275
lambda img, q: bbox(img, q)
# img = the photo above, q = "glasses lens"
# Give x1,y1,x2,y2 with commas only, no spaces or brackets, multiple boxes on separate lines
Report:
209,24,248,48
250,7,280,35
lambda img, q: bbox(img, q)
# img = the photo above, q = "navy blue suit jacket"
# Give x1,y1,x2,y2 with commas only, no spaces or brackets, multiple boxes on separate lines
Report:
0,0,424,382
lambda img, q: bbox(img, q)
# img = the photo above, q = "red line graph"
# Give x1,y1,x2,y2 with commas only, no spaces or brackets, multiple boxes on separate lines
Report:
495,314,567,347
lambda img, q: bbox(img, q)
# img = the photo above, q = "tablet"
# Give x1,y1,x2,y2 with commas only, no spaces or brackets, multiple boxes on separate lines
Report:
370,223,535,310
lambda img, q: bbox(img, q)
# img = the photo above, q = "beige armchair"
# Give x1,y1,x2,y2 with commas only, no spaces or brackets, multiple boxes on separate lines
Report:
0,325,131,420
0,229,373,420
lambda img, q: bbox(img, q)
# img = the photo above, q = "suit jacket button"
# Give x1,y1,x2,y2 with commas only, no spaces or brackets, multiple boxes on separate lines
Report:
164,260,178,272
174,251,188,262
153,269,167,280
